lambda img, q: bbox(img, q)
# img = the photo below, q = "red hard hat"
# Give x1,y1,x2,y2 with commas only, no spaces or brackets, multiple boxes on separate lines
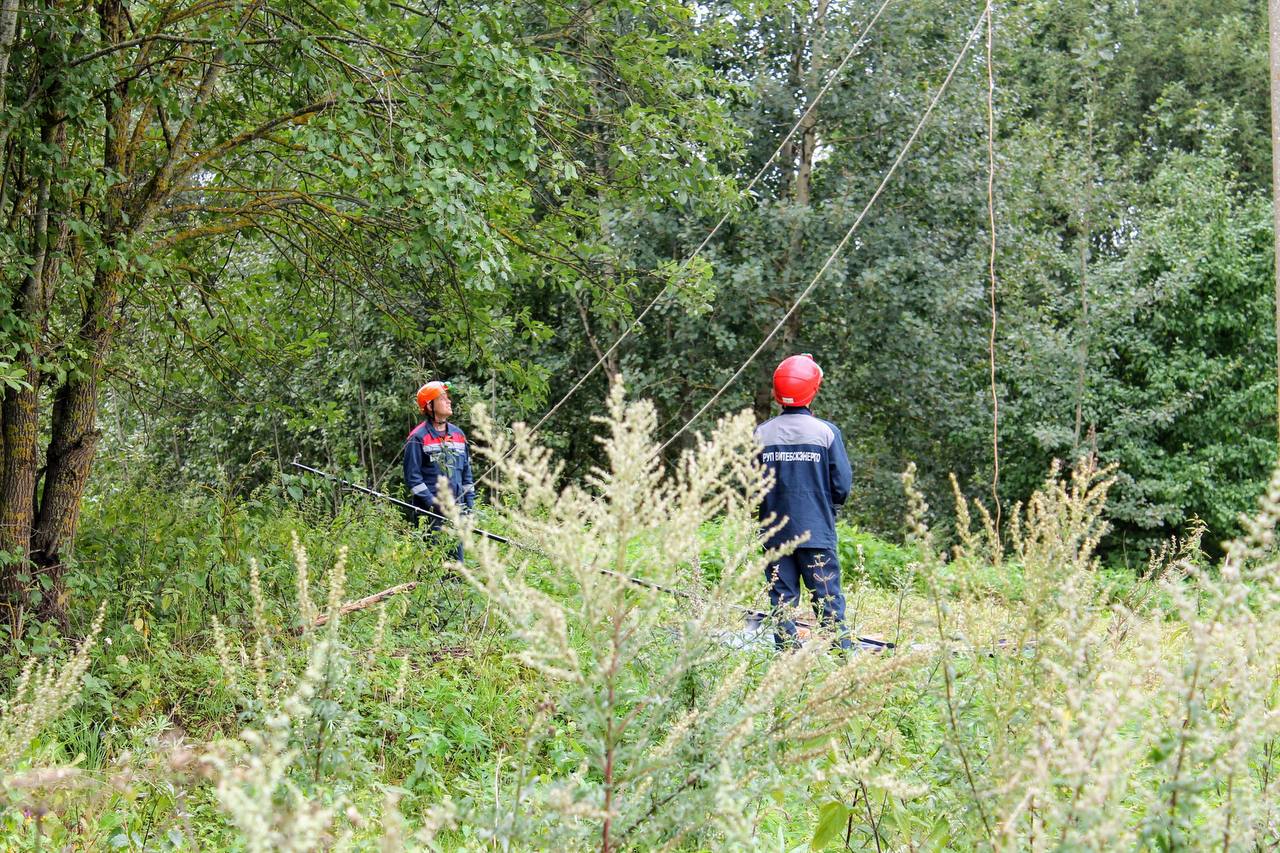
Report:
772,354,823,407
415,381,449,411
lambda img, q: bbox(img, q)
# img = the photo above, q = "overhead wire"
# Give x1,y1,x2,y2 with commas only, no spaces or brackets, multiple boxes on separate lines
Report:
478,0,897,481
652,6,990,459
984,0,1002,533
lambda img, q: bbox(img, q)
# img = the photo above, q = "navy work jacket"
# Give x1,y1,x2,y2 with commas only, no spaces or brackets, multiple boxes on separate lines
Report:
403,420,476,513
754,406,852,551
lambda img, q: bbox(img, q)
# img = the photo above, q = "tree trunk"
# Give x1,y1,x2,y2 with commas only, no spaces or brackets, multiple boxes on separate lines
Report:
583,0,620,383
1,0,130,627
30,271,122,623
0,41,67,620
753,368,775,423
0,0,20,117
1072,92,1094,451
16,0,140,625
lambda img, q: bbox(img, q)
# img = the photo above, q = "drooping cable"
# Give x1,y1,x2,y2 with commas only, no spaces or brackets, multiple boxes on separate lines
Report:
479,0,897,481
292,459,892,644
984,0,1002,534
652,7,989,459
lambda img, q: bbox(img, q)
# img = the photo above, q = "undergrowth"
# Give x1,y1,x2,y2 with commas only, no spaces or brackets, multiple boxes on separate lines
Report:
1,384,1279,849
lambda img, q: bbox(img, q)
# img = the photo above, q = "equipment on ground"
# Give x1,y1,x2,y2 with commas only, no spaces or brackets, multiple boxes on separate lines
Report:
290,460,895,652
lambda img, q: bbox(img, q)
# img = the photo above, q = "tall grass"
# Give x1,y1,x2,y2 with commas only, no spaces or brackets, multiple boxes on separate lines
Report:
4,386,1280,849
827,457,1280,849
441,382,910,850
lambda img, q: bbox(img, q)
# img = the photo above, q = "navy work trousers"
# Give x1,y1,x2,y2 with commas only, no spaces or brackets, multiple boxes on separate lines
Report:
411,496,464,563
765,547,851,650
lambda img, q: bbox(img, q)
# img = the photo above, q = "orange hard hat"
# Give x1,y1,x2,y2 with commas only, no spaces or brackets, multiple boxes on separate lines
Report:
772,354,823,407
415,381,449,411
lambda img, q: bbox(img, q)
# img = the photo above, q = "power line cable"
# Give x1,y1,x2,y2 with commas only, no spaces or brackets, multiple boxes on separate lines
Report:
983,1,1002,535
652,6,989,459
479,0,897,480
291,459,892,646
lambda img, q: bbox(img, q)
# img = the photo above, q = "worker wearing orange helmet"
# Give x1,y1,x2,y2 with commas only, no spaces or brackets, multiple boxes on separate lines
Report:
755,354,853,650
404,381,475,555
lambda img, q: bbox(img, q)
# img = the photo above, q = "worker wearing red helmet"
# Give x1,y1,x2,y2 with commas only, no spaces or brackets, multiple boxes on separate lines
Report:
755,354,853,650
404,381,475,556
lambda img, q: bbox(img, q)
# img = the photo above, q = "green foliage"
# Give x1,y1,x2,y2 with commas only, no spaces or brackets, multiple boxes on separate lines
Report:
507,0,1275,557
1098,149,1274,546
79,0,747,498
9,427,1280,848
20,0,1268,565
1,473,520,848
0,0,746,618
8,0,1280,845
836,523,920,590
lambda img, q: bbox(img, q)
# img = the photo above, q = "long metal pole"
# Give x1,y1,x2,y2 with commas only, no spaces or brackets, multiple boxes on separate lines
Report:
289,460,746,612
291,460,690,605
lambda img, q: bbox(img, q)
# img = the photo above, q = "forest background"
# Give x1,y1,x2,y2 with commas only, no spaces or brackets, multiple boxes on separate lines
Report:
3,0,1275,622
1,0,1279,848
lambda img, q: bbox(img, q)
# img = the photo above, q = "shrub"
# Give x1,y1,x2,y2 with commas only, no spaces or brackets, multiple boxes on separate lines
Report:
822,458,1280,849
836,522,920,591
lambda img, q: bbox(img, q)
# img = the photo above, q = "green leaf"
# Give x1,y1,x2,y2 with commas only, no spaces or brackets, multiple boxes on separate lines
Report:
811,801,850,851
924,816,951,852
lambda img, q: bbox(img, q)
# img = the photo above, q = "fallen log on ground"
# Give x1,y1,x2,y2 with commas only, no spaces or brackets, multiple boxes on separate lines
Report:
300,581,419,632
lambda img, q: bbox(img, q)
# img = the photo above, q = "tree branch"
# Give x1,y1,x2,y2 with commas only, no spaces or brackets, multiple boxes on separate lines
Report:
129,0,268,233
168,96,337,189
298,581,419,632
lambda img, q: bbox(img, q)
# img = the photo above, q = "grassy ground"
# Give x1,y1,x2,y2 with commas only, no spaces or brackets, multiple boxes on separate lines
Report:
3,455,1277,850
0,478,924,848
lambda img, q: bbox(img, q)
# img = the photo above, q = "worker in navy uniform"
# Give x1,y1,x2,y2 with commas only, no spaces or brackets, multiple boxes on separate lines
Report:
403,381,475,560
755,354,853,650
